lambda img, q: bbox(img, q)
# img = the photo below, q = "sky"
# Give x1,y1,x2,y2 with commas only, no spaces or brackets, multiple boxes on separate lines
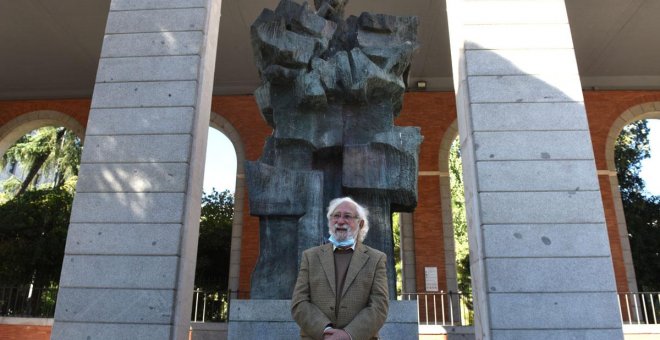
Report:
203,128,237,194
203,121,660,196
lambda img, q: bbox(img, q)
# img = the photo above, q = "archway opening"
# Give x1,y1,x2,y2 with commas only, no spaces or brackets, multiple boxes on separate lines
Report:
0,125,82,318
203,127,238,194
448,136,473,324
614,118,660,293
191,127,238,322
392,212,402,296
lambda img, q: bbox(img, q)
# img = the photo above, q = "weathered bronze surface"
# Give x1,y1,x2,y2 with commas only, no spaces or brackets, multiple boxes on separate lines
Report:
247,0,422,299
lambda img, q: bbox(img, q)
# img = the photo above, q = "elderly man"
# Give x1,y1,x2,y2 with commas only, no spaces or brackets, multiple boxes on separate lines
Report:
291,197,389,340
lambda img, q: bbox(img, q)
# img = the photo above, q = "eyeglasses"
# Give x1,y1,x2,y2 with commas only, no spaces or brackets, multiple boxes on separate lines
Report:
331,213,359,221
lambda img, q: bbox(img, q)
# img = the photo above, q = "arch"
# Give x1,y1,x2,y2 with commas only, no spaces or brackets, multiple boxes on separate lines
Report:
209,112,246,296
438,120,460,295
605,102,660,171
603,102,660,293
0,110,86,157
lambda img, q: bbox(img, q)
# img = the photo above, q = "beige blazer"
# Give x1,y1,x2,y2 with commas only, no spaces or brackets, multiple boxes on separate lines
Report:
291,242,389,340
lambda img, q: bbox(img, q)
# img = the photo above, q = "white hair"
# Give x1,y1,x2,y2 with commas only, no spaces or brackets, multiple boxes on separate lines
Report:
326,197,370,242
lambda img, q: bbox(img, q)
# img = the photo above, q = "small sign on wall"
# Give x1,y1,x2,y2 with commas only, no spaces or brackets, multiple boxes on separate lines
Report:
425,266,438,292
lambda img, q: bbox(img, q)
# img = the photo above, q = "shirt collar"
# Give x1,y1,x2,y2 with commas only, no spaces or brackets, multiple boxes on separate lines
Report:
332,243,356,251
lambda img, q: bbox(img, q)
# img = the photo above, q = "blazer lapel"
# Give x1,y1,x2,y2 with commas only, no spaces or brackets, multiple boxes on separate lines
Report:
340,243,368,298
319,243,336,295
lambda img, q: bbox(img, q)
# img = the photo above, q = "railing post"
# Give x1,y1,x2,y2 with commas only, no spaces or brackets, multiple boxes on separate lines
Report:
652,293,658,324
424,294,429,325
641,293,648,324
433,294,444,325
202,292,207,323
441,293,445,325
416,294,421,326
193,289,200,323
634,293,641,324
448,291,454,326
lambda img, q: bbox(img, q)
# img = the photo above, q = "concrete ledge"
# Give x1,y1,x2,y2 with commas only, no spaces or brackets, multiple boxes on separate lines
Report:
191,322,228,340
228,299,418,339
623,324,660,335
0,317,54,326
381,300,419,339
51,321,171,340
420,325,475,340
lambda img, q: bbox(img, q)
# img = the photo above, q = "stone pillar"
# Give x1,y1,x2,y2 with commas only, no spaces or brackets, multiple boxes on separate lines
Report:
51,1,221,339
399,212,417,293
446,1,624,339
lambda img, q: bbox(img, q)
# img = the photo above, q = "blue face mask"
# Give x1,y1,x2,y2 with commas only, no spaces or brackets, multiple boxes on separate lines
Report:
328,234,355,247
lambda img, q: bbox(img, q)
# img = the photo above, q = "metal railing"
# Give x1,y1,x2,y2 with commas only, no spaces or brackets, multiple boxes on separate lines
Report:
191,289,230,323
0,285,58,318
3,285,660,328
400,291,473,326
619,292,660,325
0,285,238,322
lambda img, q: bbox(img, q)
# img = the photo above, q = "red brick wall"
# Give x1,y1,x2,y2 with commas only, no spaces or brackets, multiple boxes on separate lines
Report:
2,90,658,297
0,324,51,340
6,90,660,339
398,92,457,292
584,90,660,293
584,91,660,170
0,99,90,128
215,92,459,293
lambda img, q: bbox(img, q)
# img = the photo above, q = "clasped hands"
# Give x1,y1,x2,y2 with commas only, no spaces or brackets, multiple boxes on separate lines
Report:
323,328,351,340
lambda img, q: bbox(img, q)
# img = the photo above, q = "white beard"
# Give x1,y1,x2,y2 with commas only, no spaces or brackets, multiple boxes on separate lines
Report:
332,223,357,242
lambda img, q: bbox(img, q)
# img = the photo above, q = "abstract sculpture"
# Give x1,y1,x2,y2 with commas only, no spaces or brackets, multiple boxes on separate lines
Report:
247,0,421,299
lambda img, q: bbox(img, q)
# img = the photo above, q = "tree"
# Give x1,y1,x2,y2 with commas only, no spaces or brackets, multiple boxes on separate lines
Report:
1,127,81,198
0,185,74,286
614,120,660,291
0,176,21,204
194,189,234,292
0,126,81,287
449,138,472,303
392,212,402,295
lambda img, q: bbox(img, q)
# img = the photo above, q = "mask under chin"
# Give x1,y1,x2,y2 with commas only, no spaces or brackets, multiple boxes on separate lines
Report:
328,234,355,247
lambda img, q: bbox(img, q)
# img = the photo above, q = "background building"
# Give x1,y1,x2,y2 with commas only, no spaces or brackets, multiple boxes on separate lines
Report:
1,0,659,339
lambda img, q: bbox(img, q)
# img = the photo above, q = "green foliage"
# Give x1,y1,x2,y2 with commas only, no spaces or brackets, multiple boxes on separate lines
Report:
615,120,660,291
616,121,652,199
0,126,239,298
1,127,81,197
392,212,402,295
0,126,80,287
195,189,234,292
621,193,660,291
0,176,22,204
0,187,73,286
450,138,473,324
449,138,471,297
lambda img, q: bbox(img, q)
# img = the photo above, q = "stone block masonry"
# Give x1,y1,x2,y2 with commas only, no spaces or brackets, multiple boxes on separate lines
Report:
51,1,222,339
446,0,624,338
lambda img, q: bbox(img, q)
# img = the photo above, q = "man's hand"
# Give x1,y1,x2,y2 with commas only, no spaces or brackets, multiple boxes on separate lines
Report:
323,328,351,340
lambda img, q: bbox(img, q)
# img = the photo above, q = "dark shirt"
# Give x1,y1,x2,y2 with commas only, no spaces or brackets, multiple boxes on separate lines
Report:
333,248,354,318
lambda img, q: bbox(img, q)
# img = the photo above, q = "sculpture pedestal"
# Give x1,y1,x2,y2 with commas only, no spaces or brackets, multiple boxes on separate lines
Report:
228,300,418,339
